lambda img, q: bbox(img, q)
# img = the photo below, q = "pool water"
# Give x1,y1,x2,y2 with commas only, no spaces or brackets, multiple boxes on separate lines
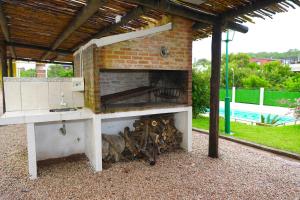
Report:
219,108,295,125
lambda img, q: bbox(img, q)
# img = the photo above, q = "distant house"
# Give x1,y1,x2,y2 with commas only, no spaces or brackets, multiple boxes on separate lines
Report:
249,58,278,65
249,57,300,72
281,57,300,72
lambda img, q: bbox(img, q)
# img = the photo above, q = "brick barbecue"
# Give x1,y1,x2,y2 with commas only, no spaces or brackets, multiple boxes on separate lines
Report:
74,16,193,114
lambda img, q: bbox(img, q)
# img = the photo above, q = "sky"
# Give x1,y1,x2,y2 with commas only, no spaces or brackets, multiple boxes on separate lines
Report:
192,7,300,61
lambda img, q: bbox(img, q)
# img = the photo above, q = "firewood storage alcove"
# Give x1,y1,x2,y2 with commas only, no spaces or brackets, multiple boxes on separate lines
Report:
101,108,192,166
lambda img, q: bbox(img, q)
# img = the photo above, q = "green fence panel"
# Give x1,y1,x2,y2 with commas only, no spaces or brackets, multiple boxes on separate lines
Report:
264,90,300,107
219,88,232,101
235,89,260,104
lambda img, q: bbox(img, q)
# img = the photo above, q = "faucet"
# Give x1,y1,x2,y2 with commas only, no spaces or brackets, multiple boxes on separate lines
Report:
60,92,67,107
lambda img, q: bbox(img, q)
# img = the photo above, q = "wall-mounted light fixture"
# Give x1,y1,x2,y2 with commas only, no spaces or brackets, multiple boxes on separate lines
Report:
160,46,169,58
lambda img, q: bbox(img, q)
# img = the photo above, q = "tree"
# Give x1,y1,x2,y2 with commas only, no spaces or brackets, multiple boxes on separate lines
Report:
242,75,270,89
262,61,292,90
284,74,300,92
192,68,210,118
248,49,300,60
220,53,253,88
47,64,73,77
20,69,36,77
193,58,210,71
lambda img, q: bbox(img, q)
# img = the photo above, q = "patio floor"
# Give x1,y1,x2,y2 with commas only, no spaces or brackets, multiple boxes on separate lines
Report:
0,125,299,200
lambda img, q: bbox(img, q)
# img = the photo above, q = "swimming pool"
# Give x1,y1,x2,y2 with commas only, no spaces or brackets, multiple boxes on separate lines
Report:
218,108,296,125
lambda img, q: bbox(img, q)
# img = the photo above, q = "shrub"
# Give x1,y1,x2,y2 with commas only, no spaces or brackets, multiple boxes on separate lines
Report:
242,75,270,89
192,68,210,118
48,64,73,77
20,69,36,77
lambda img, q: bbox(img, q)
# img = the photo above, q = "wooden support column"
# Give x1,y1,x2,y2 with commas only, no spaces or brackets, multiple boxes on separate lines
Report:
0,42,8,77
8,57,12,77
208,21,222,158
0,42,7,113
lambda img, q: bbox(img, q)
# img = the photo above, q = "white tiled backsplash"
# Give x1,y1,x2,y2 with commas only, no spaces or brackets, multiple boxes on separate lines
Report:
4,78,84,112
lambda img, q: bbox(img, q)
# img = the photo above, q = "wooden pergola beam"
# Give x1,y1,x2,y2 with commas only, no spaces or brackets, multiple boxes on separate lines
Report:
192,21,248,33
13,57,73,65
0,42,7,113
72,6,146,51
41,0,107,60
126,0,216,23
0,3,16,58
6,41,72,55
125,0,247,33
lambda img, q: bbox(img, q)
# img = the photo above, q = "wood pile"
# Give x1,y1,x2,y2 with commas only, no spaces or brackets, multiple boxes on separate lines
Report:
102,114,182,167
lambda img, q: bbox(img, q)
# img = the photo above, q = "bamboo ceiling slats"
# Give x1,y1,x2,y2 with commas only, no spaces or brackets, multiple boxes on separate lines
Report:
0,0,299,62
189,0,300,39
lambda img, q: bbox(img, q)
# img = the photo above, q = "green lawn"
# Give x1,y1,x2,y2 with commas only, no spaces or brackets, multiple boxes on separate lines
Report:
192,116,300,154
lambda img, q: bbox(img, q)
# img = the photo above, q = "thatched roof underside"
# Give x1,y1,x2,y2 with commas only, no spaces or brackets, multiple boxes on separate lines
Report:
1,0,299,62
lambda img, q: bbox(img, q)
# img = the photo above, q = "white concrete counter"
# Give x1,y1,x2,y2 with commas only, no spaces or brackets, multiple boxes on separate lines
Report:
0,108,100,180
0,106,192,180
0,108,94,126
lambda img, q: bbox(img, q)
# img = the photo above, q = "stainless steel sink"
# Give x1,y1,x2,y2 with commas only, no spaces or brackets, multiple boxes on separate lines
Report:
49,108,77,112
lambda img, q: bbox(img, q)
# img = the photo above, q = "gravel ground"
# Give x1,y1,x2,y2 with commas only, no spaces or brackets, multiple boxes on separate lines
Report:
0,125,299,200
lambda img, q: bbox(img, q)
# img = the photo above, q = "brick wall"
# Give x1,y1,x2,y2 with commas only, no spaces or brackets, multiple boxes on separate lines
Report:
100,70,150,104
73,53,81,77
76,45,100,113
36,63,46,78
96,16,193,71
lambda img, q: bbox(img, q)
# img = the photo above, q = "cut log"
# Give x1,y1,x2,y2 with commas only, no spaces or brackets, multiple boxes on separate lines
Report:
103,114,183,167
102,134,125,162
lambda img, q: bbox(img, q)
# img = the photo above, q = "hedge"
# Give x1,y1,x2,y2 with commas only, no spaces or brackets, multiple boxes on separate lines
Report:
219,88,232,101
235,89,260,104
264,90,300,107
219,88,300,107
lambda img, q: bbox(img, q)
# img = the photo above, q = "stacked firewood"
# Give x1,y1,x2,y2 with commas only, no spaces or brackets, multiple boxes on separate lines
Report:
102,114,183,167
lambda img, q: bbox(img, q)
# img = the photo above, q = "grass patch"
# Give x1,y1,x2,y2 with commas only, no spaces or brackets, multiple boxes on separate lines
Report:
193,116,300,154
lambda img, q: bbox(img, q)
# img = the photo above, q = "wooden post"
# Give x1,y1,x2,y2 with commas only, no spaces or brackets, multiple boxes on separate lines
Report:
0,42,7,113
8,57,12,77
208,21,222,158
0,42,8,77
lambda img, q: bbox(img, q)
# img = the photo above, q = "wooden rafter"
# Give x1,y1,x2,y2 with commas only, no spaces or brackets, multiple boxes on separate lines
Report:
13,57,73,65
41,0,108,60
124,0,248,33
6,42,72,55
0,2,16,58
72,6,146,51
193,21,248,33
125,0,217,23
